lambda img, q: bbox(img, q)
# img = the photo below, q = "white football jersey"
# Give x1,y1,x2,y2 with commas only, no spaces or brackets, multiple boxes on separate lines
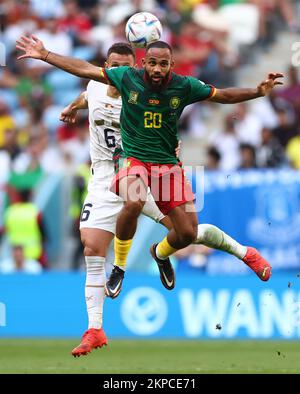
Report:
86,80,122,166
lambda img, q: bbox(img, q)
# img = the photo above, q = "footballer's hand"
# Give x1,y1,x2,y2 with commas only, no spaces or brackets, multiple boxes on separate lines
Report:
175,140,182,159
60,105,78,124
257,73,284,96
16,35,48,60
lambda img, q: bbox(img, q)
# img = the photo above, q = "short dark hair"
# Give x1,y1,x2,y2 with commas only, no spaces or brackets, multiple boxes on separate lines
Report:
240,143,256,156
107,42,135,59
146,41,172,54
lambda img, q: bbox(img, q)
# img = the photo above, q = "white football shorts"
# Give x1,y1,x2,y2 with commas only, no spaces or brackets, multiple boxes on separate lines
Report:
79,161,165,233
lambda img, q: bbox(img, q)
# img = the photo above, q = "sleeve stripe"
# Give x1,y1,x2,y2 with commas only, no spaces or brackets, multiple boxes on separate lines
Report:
100,67,108,81
208,85,217,99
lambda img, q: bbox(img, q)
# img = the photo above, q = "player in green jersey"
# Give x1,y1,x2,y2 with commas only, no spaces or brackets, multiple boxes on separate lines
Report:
104,60,215,164
17,36,282,297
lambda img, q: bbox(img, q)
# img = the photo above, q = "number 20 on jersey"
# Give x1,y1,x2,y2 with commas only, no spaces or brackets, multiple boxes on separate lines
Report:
144,112,162,128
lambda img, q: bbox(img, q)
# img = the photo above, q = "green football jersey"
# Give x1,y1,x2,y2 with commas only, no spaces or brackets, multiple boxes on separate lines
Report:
105,66,215,164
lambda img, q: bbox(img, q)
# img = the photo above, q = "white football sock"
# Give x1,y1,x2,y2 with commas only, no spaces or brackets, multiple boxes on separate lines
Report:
194,224,247,260
85,256,106,330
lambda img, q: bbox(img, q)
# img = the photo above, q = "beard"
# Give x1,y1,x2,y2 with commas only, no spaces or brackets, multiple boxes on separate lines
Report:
144,70,170,90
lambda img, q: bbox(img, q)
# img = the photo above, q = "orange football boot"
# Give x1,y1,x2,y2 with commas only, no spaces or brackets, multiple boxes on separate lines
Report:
243,247,272,281
71,328,107,357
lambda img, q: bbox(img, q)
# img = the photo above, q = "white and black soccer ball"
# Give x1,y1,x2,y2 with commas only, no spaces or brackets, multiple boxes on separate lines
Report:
125,12,162,48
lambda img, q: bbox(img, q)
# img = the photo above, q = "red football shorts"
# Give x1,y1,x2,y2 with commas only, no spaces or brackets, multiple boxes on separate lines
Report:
111,157,195,215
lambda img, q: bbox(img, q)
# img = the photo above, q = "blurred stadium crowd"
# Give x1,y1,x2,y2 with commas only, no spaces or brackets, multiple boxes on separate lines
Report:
0,0,300,272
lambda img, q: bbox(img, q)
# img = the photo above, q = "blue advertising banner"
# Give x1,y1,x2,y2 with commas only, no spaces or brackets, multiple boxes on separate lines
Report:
0,273,299,339
187,170,300,275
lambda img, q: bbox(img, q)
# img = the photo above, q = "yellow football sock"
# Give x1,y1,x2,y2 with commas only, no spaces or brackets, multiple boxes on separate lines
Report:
156,237,178,260
114,237,133,270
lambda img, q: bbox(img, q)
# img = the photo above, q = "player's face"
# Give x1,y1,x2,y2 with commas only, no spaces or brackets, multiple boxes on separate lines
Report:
105,53,136,68
142,48,174,87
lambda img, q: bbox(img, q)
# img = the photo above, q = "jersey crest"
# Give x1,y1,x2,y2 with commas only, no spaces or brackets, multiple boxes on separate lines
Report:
128,91,139,104
170,97,180,109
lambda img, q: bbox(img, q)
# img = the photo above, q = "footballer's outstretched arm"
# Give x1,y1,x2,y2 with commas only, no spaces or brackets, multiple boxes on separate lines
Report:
210,73,284,104
16,35,109,83
60,91,88,124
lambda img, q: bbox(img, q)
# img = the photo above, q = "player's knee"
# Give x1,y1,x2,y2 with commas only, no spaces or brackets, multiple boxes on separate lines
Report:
81,237,101,256
83,246,98,256
124,200,144,218
179,225,198,246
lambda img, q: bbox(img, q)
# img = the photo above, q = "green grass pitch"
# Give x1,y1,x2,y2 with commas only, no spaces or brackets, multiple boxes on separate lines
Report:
0,339,300,374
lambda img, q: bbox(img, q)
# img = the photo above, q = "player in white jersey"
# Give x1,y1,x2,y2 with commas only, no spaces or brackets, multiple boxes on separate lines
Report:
58,43,271,357
80,78,167,233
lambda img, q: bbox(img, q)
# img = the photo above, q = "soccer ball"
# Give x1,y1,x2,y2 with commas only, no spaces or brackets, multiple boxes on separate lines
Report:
125,12,162,48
